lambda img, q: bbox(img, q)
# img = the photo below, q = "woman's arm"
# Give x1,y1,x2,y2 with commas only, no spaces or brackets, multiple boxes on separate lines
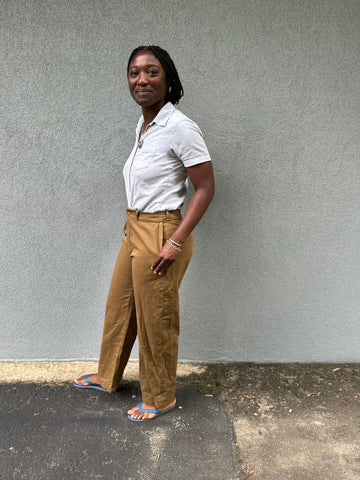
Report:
151,161,215,275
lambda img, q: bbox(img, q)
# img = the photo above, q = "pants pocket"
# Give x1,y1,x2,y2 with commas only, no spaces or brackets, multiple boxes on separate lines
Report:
162,220,181,246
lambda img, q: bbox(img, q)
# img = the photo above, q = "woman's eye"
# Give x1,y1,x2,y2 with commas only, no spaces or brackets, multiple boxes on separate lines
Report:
129,71,138,77
148,70,158,76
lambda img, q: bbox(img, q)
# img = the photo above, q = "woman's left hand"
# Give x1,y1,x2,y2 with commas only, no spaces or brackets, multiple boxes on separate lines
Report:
151,242,181,275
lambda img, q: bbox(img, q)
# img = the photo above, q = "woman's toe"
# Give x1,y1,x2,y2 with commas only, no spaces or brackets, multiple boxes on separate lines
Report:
127,406,137,415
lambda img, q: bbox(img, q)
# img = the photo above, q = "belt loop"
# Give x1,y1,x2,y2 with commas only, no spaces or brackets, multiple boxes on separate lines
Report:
136,210,140,220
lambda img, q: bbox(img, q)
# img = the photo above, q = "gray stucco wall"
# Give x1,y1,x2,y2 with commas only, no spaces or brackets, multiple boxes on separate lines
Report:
1,0,359,362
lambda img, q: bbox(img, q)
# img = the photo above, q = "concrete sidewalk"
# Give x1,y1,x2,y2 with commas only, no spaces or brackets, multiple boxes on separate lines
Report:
211,363,360,480
1,362,360,479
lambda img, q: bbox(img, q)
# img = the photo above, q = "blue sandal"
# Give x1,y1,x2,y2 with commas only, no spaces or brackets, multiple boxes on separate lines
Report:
73,374,108,392
128,400,176,422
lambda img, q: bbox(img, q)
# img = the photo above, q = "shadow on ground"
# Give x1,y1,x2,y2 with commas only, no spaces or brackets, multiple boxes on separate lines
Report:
179,363,360,480
1,363,360,480
0,383,237,480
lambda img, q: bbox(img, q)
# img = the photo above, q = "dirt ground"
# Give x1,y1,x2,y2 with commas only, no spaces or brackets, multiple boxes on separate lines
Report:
178,362,360,480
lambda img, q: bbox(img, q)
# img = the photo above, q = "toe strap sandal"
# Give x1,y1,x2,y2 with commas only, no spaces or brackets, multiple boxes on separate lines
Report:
73,374,108,392
128,401,176,422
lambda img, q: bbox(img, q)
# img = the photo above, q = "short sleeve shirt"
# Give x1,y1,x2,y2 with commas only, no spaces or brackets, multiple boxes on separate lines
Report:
123,102,211,212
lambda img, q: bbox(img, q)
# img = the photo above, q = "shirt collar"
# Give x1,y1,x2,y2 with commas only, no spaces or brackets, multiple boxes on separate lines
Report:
136,102,175,131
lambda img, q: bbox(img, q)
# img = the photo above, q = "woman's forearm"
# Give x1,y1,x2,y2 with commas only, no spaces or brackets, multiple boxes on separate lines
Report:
151,162,214,275
171,164,215,244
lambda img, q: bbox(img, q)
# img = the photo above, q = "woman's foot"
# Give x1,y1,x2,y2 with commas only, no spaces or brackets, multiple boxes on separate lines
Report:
73,373,108,392
127,398,176,421
74,373,100,386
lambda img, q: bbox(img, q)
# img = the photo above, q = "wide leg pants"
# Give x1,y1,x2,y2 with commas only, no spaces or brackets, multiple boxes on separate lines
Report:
97,208,194,410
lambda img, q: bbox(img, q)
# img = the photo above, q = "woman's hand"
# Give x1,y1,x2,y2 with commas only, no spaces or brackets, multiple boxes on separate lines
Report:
151,242,181,275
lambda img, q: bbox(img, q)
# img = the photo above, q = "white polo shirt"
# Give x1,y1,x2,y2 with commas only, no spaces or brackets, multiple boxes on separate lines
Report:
123,102,211,212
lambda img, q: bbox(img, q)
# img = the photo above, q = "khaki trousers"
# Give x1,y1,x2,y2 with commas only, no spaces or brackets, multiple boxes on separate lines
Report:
97,208,193,409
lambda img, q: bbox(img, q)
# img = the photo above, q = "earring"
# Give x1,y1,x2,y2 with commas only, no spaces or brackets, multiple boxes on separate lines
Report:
168,86,172,93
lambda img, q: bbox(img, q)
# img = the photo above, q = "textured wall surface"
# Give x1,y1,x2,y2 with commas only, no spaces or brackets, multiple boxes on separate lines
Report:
1,0,360,362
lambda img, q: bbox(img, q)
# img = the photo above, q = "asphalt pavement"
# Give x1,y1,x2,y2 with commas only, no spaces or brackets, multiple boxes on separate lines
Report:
1,363,360,480
1,382,238,480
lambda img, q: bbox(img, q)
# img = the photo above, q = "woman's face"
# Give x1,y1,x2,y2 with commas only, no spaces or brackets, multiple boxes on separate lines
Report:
128,52,168,110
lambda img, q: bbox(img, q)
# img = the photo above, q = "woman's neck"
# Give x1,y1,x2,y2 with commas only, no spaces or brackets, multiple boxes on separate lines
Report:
141,100,166,127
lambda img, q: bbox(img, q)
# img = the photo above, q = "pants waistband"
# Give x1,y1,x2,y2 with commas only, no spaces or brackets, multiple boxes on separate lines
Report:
126,208,182,222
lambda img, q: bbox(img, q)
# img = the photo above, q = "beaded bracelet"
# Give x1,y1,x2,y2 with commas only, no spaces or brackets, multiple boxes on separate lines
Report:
169,238,183,247
166,239,182,252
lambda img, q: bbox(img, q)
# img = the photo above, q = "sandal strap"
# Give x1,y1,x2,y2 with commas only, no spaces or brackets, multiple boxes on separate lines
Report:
82,374,98,387
137,401,161,415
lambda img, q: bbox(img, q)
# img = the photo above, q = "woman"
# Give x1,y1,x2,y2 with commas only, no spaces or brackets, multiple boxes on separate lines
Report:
74,46,214,422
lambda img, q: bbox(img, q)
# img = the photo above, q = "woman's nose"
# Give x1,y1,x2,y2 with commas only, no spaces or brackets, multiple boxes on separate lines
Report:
137,72,148,85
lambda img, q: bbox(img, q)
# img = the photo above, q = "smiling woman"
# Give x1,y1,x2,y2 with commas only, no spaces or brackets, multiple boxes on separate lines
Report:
74,46,215,422
128,54,168,111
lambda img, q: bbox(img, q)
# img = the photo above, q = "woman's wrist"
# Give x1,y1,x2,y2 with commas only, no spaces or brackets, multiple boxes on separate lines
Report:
166,239,182,252
169,229,187,246
169,238,182,247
